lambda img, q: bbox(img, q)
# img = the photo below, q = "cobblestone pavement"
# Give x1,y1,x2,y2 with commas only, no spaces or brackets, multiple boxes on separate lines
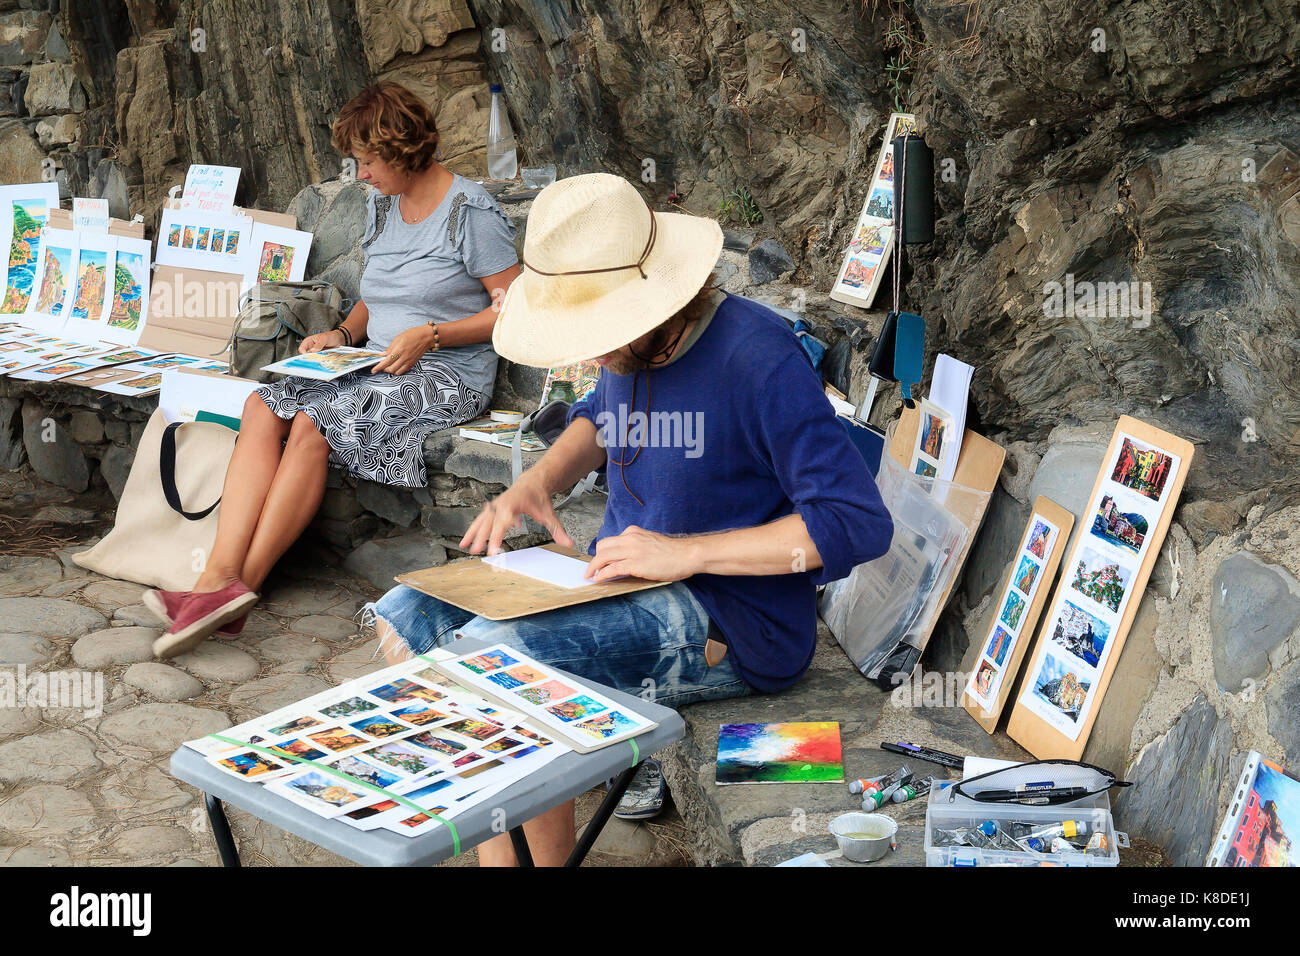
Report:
0,538,690,867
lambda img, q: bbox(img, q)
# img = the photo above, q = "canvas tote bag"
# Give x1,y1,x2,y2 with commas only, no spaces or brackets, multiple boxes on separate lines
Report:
72,409,236,591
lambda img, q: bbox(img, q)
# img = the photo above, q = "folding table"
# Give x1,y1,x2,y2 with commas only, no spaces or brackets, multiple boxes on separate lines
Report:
169,637,686,867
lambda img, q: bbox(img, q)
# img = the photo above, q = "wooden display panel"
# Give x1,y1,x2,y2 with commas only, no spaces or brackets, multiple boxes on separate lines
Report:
962,496,1074,734
1007,416,1194,759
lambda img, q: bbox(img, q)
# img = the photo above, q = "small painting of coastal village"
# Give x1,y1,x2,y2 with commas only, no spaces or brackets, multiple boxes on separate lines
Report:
3,197,51,313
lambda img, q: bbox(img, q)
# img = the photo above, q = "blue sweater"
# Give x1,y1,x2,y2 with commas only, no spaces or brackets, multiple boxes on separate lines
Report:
569,294,894,693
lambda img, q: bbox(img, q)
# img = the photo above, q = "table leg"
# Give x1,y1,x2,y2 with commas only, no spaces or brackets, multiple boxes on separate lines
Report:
508,825,535,867
565,762,640,868
205,793,242,868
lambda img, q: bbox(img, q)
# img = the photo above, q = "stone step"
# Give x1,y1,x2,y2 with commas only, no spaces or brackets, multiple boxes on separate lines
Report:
658,625,1032,866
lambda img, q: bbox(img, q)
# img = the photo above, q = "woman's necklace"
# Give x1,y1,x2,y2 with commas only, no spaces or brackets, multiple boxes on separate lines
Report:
401,167,451,224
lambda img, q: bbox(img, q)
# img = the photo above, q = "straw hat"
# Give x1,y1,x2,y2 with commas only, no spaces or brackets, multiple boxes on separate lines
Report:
492,173,723,367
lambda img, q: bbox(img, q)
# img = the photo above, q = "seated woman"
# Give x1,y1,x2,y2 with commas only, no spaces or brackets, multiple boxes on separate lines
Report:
147,82,520,658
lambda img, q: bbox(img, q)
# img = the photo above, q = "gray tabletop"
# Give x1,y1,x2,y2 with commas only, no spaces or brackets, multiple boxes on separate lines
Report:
169,637,686,866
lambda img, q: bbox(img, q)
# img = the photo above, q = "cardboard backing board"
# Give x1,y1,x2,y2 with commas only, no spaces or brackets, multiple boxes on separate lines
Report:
395,543,669,621
888,402,1004,537
884,403,1005,658
46,208,145,240
143,202,297,359
1007,416,1194,760
962,496,1074,734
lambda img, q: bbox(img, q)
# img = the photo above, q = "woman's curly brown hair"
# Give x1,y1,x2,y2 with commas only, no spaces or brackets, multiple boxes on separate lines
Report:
332,82,440,174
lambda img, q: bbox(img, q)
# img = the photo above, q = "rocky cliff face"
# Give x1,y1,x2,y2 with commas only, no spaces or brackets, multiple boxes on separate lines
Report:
6,0,1300,865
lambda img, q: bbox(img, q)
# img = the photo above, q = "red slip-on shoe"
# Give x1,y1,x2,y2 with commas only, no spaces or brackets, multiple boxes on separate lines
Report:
153,581,258,660
142,589,247,636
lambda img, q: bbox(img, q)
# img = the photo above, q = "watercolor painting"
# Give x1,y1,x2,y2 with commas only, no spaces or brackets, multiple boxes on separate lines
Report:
267,736,328,760
167,225,181,247
840,254,879,289
268,715,321,737
985,625,1013,667
33,242,73,315
224,230,240,255
1014,555,1040,595
715,721,844,785
107,251,146,330
257,241,294,282
1091,494,1149,555
1111,436,1174,502
408,732,465,757
211,228,225,252
1032,651,1090,722
457,649,519,674
920,410,946,460
1223,759,1300,867
320,696,377,719
546,694,607,723
999,589,1027,631
515,679,575,706
3,197,50,312
71,248,108,320
196,227,211,251
1026,519,1052,559
182,226,195,248
573,710,638,742
864,185,893,220
217,752,284,779
284,771,369,809
1069,546,1132,612
1050,600,1113,668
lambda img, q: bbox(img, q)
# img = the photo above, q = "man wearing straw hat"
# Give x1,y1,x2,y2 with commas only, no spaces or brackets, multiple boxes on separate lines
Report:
367,173,893,865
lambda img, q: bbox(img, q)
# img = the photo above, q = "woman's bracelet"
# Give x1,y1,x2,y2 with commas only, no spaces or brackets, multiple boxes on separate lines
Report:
337,325,353,347
426,320,439,352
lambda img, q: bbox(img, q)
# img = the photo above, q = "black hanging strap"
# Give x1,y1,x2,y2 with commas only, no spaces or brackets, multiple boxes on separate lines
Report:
159,422,222,521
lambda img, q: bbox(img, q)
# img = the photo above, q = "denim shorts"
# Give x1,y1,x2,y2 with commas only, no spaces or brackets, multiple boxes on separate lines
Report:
367,581,752,709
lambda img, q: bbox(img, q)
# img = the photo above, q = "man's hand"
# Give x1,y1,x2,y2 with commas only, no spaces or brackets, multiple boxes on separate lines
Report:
372,325,433,375
300,329,345,354
460,474,575,556
585,525,699,583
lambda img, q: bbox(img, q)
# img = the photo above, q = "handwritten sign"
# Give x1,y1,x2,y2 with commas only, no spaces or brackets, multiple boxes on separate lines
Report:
179,164,241,214
72,197,109,233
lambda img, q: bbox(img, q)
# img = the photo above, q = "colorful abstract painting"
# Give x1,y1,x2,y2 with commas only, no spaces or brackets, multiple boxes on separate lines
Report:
715,721,843,785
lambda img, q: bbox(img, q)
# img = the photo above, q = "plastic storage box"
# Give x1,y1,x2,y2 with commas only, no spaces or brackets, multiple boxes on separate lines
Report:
924,786,1127,867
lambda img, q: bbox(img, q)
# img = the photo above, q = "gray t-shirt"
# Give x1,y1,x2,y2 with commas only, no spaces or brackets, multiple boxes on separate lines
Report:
359,175,518,397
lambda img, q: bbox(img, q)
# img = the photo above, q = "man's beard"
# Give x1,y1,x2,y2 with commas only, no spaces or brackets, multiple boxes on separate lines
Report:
604,317,685,375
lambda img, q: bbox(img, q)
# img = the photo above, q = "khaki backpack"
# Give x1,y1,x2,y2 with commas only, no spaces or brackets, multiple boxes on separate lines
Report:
230,280,347,383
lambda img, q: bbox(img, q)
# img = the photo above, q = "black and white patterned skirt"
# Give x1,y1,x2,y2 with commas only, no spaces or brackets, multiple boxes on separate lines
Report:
256,354,487,488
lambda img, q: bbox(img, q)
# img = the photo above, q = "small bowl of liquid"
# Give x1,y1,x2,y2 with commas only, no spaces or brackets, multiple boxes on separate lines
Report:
828,812,898,862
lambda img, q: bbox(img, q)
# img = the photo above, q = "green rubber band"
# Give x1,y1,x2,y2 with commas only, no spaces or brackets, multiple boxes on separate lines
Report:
628,738,640,768
206,733,461,857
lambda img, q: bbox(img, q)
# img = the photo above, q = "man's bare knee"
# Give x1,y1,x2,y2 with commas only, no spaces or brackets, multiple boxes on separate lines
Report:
375,616,414,666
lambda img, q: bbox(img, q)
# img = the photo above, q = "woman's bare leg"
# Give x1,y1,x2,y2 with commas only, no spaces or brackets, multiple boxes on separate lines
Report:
193,395,291,593
237,411,332,592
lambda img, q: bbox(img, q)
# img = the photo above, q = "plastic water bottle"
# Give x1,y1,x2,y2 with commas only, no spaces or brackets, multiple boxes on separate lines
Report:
486,84,517,181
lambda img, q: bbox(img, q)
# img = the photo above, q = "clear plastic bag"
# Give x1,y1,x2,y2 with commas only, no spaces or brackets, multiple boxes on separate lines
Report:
819,423,990,685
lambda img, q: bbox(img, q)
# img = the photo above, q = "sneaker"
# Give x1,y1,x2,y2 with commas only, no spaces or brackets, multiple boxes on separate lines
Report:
142,589,247,636
153,581,258,660
613,758,665,821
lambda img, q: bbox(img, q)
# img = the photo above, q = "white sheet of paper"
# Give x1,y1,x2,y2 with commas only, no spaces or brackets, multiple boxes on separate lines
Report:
483,547,595,590
929,353,974,482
